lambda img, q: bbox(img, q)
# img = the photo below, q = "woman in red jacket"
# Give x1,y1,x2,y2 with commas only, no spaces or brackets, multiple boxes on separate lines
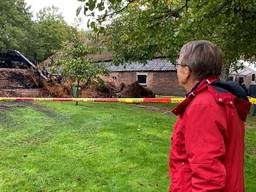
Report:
170,40,250,192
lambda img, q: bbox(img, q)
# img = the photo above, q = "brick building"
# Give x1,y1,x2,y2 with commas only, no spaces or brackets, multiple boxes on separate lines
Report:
41,50,186,96
101,58,186,96
229,65,256,88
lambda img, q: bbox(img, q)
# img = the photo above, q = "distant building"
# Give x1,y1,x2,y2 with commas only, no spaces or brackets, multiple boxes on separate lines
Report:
101,58,185,96
41,50,186,96
229,66,256,87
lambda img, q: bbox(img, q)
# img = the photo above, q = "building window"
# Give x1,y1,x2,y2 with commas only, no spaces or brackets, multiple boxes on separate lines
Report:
136,73,148,85
252,74,255,82
228,76,234,81
112,76,117,80
238,77,244,84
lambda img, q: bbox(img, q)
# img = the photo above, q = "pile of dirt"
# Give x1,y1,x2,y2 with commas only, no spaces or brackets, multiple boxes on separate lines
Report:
0,66,155,98
117,82,155,98
68,81,155,98
42,80,70,97
92,81,155,98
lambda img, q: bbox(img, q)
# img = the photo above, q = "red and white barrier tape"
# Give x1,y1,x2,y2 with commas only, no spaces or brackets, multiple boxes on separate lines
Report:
0,97,184,103
0,97,255,104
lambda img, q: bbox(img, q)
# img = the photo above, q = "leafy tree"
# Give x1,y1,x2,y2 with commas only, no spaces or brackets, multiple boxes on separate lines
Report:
0,2,80,64
29,6,78,63
0,0,33,53
52,38,108,99
178,0,256,78
78,0,256,79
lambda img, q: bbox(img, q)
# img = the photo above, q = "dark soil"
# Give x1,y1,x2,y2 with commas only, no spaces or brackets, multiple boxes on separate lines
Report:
0,101,59,122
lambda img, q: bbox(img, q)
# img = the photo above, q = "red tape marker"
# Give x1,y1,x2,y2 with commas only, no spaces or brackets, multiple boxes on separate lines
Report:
143,98,171,103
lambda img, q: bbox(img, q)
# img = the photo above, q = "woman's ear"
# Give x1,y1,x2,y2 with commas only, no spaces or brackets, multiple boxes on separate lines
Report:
184,66,191,82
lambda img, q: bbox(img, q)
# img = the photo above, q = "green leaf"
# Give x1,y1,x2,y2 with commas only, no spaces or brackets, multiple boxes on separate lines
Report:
97,2,105,11
88,0,97,11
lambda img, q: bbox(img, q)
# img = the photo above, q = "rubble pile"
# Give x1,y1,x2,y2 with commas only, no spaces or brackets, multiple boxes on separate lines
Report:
117,82,155,98
42,80,70,98
0,68,42,89
81,81,155,98
0,50,155,98
0,50,47,97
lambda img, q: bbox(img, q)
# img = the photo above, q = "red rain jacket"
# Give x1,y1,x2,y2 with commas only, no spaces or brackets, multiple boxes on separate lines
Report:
170,77,250,192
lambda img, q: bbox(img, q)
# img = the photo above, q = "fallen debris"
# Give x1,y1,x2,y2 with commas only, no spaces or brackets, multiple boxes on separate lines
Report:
117,82,155,98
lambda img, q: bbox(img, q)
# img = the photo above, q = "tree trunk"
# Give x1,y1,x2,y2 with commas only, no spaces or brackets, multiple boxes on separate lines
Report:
75,79,80,106
221,63,230,81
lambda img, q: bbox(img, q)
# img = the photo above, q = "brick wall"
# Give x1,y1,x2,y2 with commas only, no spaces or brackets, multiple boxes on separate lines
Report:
106,71,186,96
244,75,256,88
148,72,185,96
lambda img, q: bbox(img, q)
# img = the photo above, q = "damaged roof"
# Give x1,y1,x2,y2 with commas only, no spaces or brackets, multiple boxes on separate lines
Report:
0,50,32,69
0,50,47,79
102,58,176,72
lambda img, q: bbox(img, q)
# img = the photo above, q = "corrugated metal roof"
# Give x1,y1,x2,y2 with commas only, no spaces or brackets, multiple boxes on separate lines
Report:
101,58,176,72
230,66,256,76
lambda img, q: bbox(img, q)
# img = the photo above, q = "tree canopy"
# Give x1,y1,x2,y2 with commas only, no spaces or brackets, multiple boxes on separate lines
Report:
0,0,32,53
30,6,78,62
78,0,256,78
0,0,79,63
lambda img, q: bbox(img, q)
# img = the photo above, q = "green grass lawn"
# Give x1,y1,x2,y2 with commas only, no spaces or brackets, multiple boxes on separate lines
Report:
0,101,255,191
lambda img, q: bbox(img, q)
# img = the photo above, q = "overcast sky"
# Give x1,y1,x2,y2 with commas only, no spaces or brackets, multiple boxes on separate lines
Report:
25,0,85,28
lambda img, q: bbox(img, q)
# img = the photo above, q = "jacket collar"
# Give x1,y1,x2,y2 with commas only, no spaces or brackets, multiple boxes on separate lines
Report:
172,77,219,116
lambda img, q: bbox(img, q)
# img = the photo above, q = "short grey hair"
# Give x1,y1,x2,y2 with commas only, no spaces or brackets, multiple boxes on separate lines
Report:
179,40,223,80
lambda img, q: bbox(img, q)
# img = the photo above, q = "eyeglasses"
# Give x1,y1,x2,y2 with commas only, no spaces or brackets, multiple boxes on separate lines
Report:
174,58,192,70
174,63,189,70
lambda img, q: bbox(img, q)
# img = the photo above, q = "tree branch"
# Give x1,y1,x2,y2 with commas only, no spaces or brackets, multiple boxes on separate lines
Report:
146,0,190,28
100,0,138,20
